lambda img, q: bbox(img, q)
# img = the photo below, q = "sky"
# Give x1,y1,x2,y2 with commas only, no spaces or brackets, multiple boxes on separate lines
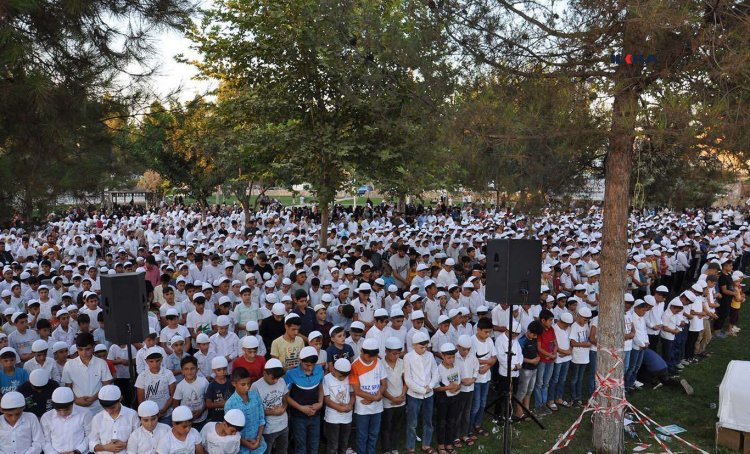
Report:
147,28,216,101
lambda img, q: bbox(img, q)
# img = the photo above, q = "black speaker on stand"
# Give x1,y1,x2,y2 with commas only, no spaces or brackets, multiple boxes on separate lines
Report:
100,272,149,407
485,239,545,453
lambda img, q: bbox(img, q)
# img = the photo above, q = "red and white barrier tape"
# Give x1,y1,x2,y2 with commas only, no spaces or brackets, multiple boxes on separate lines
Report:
545,348,708,453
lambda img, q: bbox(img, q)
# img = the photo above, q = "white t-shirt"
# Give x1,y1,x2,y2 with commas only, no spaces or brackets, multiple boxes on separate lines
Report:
135,368,176,416
437,363,462,397
174,377,209,423
553,324,572,364
108,344,138,379
491,305,513,331
61,356,113,415
660,310,678,341
456,353,479,392
186,311,216,336
126,423,170,454
689,298,704,332
322,373,352,424
159,301,186,319
351,358,386,415
156,427,202,454
250,377,288,434
160,325,191,345
382,358,405,409
200,422,240,454
569,322,590,364
471,336,496,383
623,311,634,352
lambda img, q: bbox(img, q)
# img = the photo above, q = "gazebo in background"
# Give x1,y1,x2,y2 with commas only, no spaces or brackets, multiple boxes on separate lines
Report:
104,189,155,208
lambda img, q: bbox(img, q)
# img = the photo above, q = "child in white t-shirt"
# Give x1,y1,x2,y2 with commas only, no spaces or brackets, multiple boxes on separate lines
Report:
455,335,478,446
157,405,204,453
127,400,171,454
135,348,176,423
173,356,209,430
435,342,462,454
200,409,244,454
323,358,354,454
568,308,592,406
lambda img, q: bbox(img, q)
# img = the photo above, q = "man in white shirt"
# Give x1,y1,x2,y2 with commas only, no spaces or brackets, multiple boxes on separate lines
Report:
89,385,139,454
0,391,44,454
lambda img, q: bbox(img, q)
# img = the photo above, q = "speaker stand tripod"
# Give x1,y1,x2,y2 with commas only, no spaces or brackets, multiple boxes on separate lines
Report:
502,291,545,453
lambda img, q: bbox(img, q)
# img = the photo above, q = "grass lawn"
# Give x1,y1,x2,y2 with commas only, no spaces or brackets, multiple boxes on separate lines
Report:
460,315,750,453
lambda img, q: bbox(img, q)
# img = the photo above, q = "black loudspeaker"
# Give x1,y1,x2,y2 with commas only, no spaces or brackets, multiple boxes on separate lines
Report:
485,239,542,305
100,272,149,345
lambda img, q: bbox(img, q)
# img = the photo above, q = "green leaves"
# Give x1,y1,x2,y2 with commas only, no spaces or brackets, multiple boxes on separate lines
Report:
186,0,456,219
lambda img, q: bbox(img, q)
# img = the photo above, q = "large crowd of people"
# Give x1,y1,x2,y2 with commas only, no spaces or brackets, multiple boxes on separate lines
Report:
0,201,745,454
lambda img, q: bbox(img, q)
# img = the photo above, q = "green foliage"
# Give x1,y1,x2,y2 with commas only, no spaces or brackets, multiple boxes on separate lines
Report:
0,0,194,221
131,99,228,206
0,86,136,221
186,0,456,226
632,91,739,209
448,74,606,208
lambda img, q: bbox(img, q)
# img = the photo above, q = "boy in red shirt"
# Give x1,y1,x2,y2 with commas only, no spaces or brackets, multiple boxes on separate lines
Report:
533,309,558,416
232,335,266,384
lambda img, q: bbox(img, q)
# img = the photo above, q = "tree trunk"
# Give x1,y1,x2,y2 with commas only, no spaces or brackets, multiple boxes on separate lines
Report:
397,193,406,213
319,199,330,248
252,186,269,211
235,181,254,226
592,68,640,454
21,188,34,224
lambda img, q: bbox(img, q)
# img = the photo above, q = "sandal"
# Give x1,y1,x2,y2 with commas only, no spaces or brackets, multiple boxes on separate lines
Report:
557,400,572,408
452,439,463,449
421,447,437,454
547,402,558,411
461,436,475,446
476,427,489,436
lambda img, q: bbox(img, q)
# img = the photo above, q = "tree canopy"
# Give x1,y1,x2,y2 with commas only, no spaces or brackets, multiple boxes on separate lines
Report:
184,0,457,242
0,0,194,221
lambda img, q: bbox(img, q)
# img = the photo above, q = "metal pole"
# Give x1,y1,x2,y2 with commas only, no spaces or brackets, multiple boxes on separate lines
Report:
126,323,137,408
